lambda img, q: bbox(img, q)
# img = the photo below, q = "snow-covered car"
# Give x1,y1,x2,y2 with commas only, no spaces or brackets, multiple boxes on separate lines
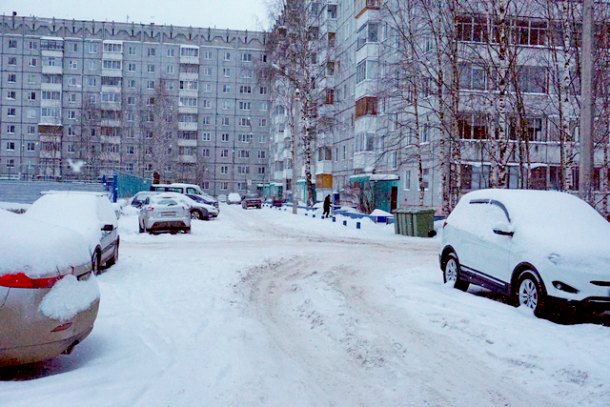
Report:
130,191,159,208
241,194,262,209
139,194,191,234
185,194,219,219
227,193,241,205
150,183,204,196
217,194,227,203
440,189,610,317
0,209,100,367
25,191,120,275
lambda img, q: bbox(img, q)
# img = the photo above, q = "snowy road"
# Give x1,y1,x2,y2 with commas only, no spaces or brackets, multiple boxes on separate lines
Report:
1,204,609,406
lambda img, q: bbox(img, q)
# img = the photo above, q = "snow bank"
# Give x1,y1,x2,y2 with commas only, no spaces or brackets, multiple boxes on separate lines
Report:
38,274,100,321
0,209,90,278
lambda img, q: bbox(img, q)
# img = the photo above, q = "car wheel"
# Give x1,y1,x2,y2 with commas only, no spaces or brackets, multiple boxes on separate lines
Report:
443,253,469,292
184,227,191,234
106,241,119,267
191,210,202,220
92,252,101,276
516,271,547,316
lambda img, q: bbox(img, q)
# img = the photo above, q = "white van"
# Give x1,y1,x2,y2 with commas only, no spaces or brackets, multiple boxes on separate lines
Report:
150,183,203,195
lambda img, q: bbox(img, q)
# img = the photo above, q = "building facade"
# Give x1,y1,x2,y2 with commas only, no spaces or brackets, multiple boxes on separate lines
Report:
0,15,271,197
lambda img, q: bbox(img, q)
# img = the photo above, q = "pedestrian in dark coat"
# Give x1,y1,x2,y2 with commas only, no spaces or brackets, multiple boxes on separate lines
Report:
323,195,331,218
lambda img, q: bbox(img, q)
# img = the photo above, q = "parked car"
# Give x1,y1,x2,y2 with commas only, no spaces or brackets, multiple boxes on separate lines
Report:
187,192,219,212
185,194,219,218
242,194,262,209
150,183,204,196
217,194,227,203
130,191,159,208
272,197,285,208
227,193,241,205
139,194,191,234
25,191,119,275
0,209,100,367
440,189,610,317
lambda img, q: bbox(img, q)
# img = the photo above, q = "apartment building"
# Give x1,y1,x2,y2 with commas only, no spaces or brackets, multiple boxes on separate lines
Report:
270,0,607,214
0,14,271,197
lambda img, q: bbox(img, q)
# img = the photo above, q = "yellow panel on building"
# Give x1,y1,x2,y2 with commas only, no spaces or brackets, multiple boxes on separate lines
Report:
316,174,333,189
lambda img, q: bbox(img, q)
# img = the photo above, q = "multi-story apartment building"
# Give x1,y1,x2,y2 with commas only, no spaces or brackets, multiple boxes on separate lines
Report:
270,0,609,216
0,14,271,197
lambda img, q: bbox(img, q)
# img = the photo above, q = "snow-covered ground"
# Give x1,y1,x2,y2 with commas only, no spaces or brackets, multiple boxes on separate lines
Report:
1,203,609,406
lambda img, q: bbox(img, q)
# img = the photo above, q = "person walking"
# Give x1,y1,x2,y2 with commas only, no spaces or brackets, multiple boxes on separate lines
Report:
323,194,331,218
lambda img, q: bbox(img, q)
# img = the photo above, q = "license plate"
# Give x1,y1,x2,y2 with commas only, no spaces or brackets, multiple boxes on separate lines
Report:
162,212,176,217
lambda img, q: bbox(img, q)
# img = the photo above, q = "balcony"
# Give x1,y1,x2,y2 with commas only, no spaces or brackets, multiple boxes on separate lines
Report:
179,72,199,81
100,119,121,127
315,160,333,175
101,136,121,144
177,139,197,147
178,106,198,114
40,150,61,159
42,64,63,75
179,89,198,98
41,83,62,92
179,155,197,163
178,122,198,131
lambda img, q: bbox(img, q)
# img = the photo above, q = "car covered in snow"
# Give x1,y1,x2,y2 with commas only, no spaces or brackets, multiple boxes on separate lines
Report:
227,193,241,205
25,191,120,275
139,193,191,234
185,194,219,219
0,209,100,367
241,194,262,209
186,193,219,215
130,191,159,208
440,189,610,317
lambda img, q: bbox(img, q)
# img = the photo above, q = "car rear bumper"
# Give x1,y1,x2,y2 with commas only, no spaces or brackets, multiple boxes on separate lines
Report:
148,221,189,232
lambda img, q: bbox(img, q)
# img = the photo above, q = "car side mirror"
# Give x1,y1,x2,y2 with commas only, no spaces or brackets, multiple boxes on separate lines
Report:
493,222,514,237
102,224,114,232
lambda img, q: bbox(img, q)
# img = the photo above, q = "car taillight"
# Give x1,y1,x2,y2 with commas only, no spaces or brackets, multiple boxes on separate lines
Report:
0,272,61,289
145,206,154,212
443,221,447,229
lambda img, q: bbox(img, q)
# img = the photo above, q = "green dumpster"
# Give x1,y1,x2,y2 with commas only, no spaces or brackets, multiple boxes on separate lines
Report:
393,208,436,237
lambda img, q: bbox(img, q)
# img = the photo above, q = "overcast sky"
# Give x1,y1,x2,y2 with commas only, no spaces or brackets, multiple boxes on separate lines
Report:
2,0,271,32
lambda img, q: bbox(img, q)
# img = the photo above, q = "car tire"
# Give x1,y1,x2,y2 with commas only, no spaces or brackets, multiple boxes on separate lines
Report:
92,252,101,276
106,241,119,267
516,271,547,317
191,210,202,220
139,222,144,233
184,227,191,234
443,253,469,292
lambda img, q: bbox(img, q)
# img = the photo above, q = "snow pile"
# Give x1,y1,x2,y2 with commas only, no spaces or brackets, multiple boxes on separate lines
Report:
0,209,90,278
38,274,100,321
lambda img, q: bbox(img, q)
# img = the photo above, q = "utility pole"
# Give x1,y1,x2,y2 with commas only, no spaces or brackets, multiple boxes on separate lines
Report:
580,0,594,202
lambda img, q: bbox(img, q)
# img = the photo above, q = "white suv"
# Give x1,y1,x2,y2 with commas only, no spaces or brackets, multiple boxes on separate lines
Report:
440,189,610,318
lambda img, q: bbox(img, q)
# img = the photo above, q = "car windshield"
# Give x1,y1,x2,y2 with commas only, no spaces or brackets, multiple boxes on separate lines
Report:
153,198,178,206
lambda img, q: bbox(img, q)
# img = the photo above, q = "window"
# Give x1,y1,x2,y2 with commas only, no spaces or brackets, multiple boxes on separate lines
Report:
355,97,378,118
69,60,77,69
7,159,15,169
103,43,122,53
518,65,547,93
258,135,266,143
239,101,251,110
201,132,211,141
201,148,210,157
223,85,231,93
101,92,121,103
221,149,229,157
260,86,268,95
102,60,122,70
128,79,136,88
179,97,198,107
128,46,136,55
180,47,198,57
42,91,61,100
8,74,16,83
27,142,36,151
221,117,230,126
179,146,196,156
7,108,16,117
259,119,267,127
147,64,155,73
147,48,156,57
239,134,253,143
239,118,251,127
89,43,98,53
147,81,155,89
204,67,212,76
26,91,36,101
28,126,36,134
222,133,230,142
28,58,37,67
180,80,198,90
7,91,16,100
128,96,136,105
356,60,377,83
29,41,37,50
7,57,17,66
224,52,231,61
202,116,211,125
223,68,231,77
27,109,36,117
68,77,78,86
327,4,338,19
128,63,136,72
238,150,250,158
223,101,230,110
404,170,411,190
204,83,212,93
167,65,175,74
357,22,379,49
7,127,16,135
238,166,249,174
220,166,229,174
240,68,252,78
202,100,211,109
89,77,97,87
258,151,266,159
68,111,76,120
241,53,252,62
28,74,36,84
220,182,228,190
167,48,176,57
240,85,252,94
8,39,17,48
204,51,212,60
